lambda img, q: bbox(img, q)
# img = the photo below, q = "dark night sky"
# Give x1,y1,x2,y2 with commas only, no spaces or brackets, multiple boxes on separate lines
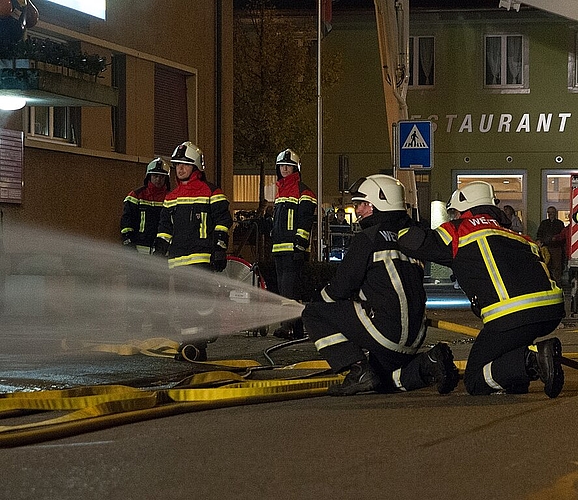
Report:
233,1,503,11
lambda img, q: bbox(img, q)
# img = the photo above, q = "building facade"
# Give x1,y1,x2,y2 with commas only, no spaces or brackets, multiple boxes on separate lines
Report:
0,0,233,242
314,3,578,237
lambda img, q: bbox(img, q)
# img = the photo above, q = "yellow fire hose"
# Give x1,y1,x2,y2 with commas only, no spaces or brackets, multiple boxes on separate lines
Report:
1,319,575,448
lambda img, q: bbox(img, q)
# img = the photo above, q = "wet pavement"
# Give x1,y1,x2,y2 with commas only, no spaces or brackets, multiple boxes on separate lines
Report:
2,298,578,499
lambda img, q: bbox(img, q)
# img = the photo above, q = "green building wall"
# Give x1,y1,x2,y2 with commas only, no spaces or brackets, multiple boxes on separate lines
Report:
307,7,578,237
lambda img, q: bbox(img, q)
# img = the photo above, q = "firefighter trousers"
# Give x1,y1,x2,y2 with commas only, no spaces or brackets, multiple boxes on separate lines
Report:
302,300,434,392
464,319,561,395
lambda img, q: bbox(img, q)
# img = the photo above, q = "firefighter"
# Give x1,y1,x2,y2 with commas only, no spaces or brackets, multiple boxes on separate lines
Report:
154,142,233,361
398,181,566,398
302,175,459,396
120,158,171,336
121,158,170,254
271,149,317,340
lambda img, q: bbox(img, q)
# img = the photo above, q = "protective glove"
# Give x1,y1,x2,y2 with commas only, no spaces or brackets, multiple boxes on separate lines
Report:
210,249,227,272
153,238,169,258
122,237,137,251
470,295,481,318
293,235,308,261
122,231,136,250
293,250,305,261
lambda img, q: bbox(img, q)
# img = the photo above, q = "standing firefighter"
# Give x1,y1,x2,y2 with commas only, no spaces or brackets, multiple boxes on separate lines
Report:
398,181,566,398
302,175,459,396
154,142,233,361
271,149,317,340
121,158,170,254
120,158,171,336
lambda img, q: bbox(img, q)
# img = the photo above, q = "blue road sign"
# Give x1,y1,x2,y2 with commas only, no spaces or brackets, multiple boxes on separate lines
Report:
397,120,433,170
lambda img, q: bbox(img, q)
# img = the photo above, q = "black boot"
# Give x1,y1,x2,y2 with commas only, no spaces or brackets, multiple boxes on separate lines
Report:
327,359,381,396
420,343,459,394
525,338,564,398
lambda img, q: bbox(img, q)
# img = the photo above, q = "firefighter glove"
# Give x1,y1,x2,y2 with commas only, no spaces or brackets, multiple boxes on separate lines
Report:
211,249,227,272
153,238,169,258
122,236,137,251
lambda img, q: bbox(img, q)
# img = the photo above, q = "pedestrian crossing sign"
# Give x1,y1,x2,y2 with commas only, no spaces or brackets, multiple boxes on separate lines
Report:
395,120,433,170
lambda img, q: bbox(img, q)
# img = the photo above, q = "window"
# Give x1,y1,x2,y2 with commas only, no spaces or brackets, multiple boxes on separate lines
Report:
409,36,434,88
484,34,528,91
454,171,527,232
543,172,573,224
28,106,78,144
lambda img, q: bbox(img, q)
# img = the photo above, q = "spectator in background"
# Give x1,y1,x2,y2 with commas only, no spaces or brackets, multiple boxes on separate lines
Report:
536,206,566,285
503,205,524,233
334,207,349,226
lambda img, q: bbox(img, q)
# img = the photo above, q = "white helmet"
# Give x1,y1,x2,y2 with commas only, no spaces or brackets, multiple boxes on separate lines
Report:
171,141,205,170
146,158,170,176
349,174,406,212
447,181,499,212
275,149,301,179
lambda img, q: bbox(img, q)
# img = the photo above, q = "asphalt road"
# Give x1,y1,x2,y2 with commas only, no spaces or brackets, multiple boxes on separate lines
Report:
2,307,578,499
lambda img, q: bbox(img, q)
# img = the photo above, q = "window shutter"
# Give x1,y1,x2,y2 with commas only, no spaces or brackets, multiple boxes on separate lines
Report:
154,65,188,156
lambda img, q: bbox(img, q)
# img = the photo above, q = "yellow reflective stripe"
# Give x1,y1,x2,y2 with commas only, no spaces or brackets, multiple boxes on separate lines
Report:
288,209,294,230
168,253,211,268
481,288,564,323
299,194,317,205
275,196,299,204
296,229,310,240
314,333,348,351
435,225,453,245
124,195,138,204
137,200,164,207
121,227,133,234
353,302,422,354
215,225,229,233
164,196,210,207
272,243,294,253
373,249,410,345
483,362,504,390
477,238,509,301
200,212,207,239
156,233,172,242
139,212,146,232
321,287,334,302
398,227,410,238
210,194,228,204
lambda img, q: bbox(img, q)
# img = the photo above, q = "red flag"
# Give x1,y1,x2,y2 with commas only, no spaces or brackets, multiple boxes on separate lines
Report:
321,0,332,36
321,0,332,24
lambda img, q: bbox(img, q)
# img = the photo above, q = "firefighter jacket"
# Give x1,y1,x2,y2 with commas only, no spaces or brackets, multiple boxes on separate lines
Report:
320,211,427,355
156,170,233,269
272,171,317,254
120,181,168,253
398,205,565,331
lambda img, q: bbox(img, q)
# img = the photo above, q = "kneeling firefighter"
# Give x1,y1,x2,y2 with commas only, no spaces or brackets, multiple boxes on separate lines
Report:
302,174,459,396
398,181,565,398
